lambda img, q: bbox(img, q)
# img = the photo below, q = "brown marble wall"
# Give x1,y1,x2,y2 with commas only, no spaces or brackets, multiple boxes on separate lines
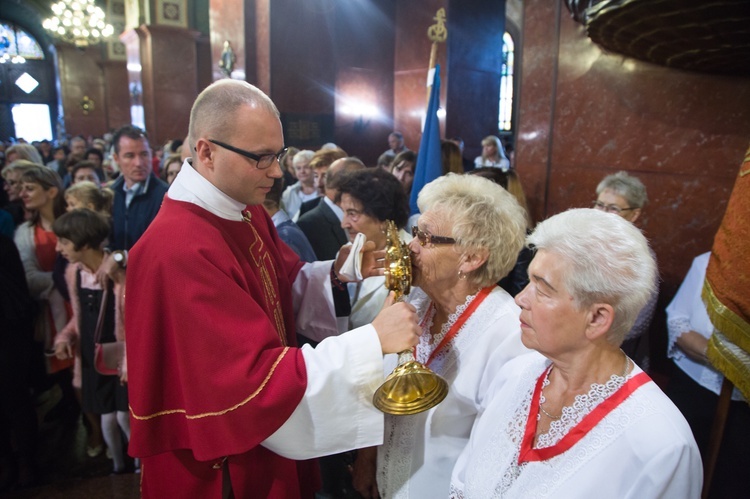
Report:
100,61,131,131
268,0,395,162
331,0,396,162
56,45,109,137
122,25,199,147
516,0,750,366
270,0,336,115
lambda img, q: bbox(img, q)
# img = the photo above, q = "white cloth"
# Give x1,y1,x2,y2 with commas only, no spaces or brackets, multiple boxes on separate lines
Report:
474,156,510,170
666,252,744,400
280,180,318,219
450,353,702,498
339,232,366,281
168,160,386,459
377,286,529,498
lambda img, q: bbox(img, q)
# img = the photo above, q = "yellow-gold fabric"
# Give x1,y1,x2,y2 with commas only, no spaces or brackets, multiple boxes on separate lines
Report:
703,144,750,400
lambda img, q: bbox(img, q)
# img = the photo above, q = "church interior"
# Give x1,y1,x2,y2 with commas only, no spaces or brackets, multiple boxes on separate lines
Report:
1,0,749,497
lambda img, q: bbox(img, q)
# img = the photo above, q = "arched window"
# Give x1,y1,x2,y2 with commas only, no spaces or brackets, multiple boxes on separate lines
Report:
498,31,514,132
0,21,55,142
0,22,44,63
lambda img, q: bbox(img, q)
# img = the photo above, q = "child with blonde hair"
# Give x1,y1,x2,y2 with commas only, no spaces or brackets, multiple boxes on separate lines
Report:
64,182,113,214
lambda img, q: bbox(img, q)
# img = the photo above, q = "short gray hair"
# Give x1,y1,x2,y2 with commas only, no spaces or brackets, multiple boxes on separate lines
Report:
596,171,648,209
417,173,526,287
527,208,656,345
292,150,315,167
6,144,43,165
188,80,279,157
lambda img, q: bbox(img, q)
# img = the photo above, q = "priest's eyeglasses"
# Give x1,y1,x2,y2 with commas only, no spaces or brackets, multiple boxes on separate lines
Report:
591,201,635,215
209,139,288,170
411,226,456,247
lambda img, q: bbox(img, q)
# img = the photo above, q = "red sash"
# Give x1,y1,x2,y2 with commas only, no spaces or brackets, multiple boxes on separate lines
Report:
418,286,495,366
518,368,651,464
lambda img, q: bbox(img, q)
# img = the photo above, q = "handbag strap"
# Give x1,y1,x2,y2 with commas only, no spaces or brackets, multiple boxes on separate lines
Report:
93,283,110,344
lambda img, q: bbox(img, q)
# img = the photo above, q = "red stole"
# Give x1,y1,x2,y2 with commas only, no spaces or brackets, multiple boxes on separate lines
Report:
518,369,651,464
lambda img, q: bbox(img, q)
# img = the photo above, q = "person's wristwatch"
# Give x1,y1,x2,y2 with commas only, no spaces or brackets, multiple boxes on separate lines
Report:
112,250,127,269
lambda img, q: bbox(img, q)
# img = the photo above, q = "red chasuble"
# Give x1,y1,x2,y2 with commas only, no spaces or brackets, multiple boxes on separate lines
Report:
127,197,316,497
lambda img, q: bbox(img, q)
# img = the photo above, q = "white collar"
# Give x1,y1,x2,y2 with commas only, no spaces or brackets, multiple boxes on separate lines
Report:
167,159,247,221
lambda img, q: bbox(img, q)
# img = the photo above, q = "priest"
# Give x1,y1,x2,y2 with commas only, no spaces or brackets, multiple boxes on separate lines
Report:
126,79,421,498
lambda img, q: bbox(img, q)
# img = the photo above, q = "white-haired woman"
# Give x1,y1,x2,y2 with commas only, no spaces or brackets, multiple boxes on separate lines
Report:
353,173,530,498
474,135,510,170
450,208,702,498
280,149,316,220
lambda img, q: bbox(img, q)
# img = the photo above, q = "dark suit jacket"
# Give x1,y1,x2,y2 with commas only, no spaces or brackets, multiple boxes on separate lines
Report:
297,197,322,219
297,199,348,261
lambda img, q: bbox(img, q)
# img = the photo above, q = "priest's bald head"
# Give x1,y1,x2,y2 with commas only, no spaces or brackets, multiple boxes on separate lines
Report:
187,80,287,206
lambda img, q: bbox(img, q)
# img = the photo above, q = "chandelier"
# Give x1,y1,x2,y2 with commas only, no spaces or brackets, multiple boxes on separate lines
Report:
42,0,115,47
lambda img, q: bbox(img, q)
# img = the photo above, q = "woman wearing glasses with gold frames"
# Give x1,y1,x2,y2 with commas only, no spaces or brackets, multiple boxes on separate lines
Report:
353,173,530,498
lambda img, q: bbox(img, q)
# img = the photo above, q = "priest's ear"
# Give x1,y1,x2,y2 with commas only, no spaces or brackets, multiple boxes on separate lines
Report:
193,139,216,171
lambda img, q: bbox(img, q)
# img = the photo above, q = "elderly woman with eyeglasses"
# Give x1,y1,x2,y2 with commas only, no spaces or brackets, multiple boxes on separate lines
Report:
352,173,530,498
592,171,658,354
449,208,702,499
336,167,411,329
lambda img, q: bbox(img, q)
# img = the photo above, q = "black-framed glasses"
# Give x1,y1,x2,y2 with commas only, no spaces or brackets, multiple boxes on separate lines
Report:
592,201,634,215
411,226,456,247
209,139,287,170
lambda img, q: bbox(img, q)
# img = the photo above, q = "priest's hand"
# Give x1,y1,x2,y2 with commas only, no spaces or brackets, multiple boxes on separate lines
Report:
371,292,420,354
334,240,386,282
360,244,386,279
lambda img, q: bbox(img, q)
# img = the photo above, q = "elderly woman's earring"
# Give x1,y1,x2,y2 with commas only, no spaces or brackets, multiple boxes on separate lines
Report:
458,269,467,280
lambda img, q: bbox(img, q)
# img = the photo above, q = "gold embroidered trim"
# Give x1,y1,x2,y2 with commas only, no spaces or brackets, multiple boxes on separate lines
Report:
702,279,750,353
130,347,291,421
706,333,750,402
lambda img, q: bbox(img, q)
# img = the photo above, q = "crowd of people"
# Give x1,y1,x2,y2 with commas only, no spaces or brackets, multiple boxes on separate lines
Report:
0,78,740,499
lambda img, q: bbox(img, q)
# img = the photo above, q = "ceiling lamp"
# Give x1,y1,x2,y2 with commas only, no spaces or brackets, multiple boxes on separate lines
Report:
42,0,115,48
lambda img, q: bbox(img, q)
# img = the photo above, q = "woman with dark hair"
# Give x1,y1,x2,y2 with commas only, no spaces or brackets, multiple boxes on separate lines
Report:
389,150,417,196
15,167,68,335
53,209,131,474
14,167,76,412
337,167,410,328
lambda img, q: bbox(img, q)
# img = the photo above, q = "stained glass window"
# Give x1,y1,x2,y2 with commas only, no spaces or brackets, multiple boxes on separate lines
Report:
0,22,45,62
498,31,514,132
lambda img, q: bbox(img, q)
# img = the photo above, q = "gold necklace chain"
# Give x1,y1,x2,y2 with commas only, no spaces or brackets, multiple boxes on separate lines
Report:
539,353,631,420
